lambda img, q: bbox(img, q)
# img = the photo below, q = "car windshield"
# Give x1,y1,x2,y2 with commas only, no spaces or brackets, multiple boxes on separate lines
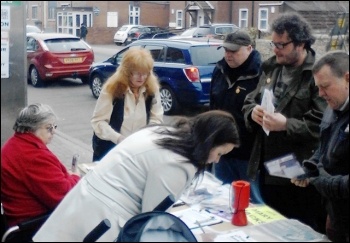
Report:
181,27,210,37
190,45,224,65
44,38,88,52
194,28,210,36
180,28,197,36
27,25,41,33
119,26,128,31
215,26,235,35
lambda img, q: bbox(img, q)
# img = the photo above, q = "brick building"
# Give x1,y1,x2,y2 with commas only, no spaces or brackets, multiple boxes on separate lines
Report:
26,1,348,45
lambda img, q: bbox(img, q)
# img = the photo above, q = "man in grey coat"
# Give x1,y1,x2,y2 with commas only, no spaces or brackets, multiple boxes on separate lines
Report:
242,12,327,233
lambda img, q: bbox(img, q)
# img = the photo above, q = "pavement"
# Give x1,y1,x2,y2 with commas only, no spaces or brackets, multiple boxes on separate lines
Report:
45,44,120,170
48,130,93,170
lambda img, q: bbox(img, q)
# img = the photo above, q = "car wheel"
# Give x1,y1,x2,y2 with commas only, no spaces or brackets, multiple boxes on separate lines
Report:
80,76,89,84
160,86,179,115
30,66,44,87
91,74,104,99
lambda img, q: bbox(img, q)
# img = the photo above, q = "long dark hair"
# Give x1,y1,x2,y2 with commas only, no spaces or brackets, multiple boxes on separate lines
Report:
154,110,240,178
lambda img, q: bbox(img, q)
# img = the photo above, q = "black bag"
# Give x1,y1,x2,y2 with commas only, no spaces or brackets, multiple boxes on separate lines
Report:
116,211,197,242
116,195,196,242
92,133,116,161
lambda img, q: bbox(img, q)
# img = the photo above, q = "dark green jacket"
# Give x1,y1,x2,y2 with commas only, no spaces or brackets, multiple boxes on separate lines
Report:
242,49,327,183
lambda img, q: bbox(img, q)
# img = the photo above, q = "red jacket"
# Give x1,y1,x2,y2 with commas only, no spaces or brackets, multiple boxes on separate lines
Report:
1,132,80,226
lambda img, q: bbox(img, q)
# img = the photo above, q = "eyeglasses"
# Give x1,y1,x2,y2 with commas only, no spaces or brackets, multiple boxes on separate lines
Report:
46,124,58,133
270,40,293,50
132,72,149,79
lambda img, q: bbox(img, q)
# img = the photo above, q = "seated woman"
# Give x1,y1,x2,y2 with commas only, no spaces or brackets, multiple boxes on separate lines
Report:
33,110,241,242
1,103,80,227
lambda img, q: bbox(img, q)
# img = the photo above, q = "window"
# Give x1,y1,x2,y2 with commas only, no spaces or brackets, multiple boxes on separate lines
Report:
144,45,165,62
215,26,234,35
176,10,183,29
239,9,248,28
129,4,140,25
26,37,38,51
166,47,185,64
48,7,55,20
190,46,225,66
32,6,38,19
48,1,56,20
258,8,268,31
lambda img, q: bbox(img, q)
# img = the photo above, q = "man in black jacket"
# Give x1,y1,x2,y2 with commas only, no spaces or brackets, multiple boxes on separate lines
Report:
80,23,88,41
210,29,263,203
292,51,349,242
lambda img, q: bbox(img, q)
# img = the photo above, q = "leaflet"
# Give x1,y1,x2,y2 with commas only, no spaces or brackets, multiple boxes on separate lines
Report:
264,153,305,179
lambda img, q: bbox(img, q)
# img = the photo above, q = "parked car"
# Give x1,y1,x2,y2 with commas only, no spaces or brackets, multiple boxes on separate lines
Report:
126,25,173,44
170,23,239,39
26,25,42,34
88,38,224,115
26,33,94,87
113,24,142,45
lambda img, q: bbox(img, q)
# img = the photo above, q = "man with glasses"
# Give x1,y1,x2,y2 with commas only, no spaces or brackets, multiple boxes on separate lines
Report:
242,12,327,233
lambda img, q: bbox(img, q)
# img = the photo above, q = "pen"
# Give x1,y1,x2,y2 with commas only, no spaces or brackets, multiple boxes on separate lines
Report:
71,154,79,172
195,216,215,224
195,220,205,234
173,201,186,208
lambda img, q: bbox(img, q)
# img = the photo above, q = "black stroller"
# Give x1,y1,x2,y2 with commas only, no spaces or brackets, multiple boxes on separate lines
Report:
83,195,197,242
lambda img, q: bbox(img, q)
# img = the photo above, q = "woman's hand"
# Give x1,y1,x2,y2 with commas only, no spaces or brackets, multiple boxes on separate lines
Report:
117,135,126,143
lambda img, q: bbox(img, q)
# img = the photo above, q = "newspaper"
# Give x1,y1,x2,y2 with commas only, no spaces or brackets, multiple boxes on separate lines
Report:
212,219,329,242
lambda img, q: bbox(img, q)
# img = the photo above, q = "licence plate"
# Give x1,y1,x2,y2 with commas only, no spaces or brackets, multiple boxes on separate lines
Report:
64,57,83,64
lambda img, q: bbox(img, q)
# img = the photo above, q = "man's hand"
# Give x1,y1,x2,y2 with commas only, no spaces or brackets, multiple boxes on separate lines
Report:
263,112,287,131
251,105,264,126
291,177,310,187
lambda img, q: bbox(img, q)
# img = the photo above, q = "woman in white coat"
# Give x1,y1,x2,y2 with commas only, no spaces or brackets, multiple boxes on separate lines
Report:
33,110,240,242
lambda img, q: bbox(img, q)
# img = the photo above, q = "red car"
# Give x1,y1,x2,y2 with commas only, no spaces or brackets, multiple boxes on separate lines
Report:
26,33,94,87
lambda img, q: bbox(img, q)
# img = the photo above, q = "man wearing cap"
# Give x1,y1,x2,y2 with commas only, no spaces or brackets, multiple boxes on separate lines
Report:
242,12,327,233
210,29,263,203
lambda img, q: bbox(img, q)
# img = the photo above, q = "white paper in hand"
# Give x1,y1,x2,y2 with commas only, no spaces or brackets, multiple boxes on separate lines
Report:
261,89,275,135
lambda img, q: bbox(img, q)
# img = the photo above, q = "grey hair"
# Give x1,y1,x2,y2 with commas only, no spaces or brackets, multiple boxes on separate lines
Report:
13,103,57,133
312,50,349,78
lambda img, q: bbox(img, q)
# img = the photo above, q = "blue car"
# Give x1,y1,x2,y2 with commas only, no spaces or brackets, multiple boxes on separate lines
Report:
88,38,224,115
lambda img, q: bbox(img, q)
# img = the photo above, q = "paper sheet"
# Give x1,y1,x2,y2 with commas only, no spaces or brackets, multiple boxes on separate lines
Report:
261,89,275,135
171,207,223,229
246,205,285,225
